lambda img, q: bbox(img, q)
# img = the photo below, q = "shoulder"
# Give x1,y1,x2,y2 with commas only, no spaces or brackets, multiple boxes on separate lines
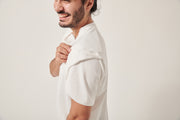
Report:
73,25,106,53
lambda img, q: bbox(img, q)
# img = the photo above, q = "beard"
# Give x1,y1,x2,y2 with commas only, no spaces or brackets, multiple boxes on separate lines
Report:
58,5,85,28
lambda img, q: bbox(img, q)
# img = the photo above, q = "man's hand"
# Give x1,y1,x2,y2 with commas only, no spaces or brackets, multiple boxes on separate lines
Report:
49,42,71,77
55,42,72,64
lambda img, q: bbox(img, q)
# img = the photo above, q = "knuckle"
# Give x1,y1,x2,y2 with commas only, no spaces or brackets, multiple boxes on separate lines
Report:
63,49,68,54
60,42,64,46
63,55,66,58
56,46,61,51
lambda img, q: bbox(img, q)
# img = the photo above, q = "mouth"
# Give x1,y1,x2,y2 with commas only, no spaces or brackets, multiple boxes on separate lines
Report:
59,13,70,21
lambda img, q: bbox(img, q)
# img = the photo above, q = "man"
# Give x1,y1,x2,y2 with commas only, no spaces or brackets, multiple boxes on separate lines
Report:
49,0,108,119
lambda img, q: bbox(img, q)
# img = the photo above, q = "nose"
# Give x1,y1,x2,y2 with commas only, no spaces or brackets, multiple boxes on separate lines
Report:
54,0,64,13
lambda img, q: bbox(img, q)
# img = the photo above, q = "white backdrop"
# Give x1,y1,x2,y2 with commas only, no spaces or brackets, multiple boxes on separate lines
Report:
0,0,180,120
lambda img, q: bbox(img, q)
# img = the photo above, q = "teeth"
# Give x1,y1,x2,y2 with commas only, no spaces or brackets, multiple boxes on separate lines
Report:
60,14,68,18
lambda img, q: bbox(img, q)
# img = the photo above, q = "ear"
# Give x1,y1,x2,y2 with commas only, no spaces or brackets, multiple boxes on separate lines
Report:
85,0,94,12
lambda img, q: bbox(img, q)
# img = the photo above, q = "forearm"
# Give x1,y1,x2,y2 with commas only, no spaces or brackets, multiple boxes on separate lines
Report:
49,58,62,77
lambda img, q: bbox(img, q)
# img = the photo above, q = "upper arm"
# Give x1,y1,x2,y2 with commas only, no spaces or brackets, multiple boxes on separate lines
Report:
67,98,91,120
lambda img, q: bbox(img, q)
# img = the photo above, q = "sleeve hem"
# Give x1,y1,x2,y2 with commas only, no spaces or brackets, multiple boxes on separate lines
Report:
67,91,95,107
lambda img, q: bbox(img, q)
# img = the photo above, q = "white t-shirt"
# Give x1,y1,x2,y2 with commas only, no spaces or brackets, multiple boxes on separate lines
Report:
56,22,109,120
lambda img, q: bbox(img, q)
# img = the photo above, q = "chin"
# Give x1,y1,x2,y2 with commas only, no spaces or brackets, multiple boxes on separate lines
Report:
59,21,74,28
59,24,70,28
59,18,72,27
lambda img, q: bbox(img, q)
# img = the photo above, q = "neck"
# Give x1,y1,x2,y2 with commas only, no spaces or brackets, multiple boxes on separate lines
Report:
71,15,93,39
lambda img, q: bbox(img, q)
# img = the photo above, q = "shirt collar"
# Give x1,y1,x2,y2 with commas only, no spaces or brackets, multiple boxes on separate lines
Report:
65,22,96,40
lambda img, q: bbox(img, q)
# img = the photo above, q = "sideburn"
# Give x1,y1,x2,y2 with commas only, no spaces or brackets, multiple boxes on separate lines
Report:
71,5,85,28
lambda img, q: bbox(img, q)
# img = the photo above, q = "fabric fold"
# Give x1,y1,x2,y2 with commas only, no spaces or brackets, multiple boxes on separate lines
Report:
63,47,103,79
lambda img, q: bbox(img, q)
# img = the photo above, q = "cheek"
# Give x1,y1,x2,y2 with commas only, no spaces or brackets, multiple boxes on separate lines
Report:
64,4,72,13
64,3,78,14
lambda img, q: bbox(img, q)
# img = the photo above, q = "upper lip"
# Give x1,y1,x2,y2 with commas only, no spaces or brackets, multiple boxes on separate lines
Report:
59,13,69,18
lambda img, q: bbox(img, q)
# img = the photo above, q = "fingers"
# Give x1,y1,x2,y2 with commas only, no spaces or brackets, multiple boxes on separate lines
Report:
55,52,67,63
60,42,71,53
55,42,71,64
56,43,71,55
56,46,68,55
55,57,67,64
56,52,67,60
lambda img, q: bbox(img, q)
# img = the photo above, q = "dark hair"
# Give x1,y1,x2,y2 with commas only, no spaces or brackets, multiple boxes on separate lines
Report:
81,0,97,14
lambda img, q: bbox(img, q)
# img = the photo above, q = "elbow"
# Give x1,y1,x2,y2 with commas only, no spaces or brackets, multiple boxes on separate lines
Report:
51,74,57,77
78,115,90,120
50,72,59,77
67,114,89,120
76,117,89,120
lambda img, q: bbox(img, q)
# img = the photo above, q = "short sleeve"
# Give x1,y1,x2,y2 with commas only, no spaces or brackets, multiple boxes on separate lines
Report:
65,59,102,106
